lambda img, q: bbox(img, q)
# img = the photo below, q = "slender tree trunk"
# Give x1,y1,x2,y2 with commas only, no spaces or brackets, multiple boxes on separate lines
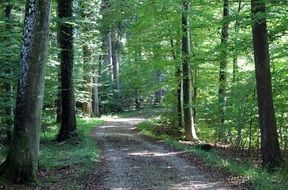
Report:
82,45,93,117
135,89,141,110
92,55,102,117
251,0,282,168
233,0,242,83
189,33,198,121
3,4,14,143
191,66,197,120
92,59,101,117
56,68,62,123
233,0,243,148
176,67,182,127
107,32,113,79
0,0,51,183
134,49,141,111
111,30,122,111
92,75,100,117
154,70,162,105
170,38,182,128
57,0,77,141
182,0,197,141
218,0,230,140
111,31,120,91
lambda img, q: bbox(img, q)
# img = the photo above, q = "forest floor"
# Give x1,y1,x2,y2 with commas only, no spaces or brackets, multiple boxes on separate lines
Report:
1,112,286,189
86,116,246,190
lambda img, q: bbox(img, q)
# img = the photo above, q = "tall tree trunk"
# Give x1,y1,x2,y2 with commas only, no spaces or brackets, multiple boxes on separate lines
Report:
176,67,182,127
107,32,113,79
56,67,62,123
251,0,282,168
92,57,101,117
111,30,122,111
218,0,230,140
57,0,77,141
82,45,93,117
154,70,162,105
182,0,197,141
135,89,141,110
233,0,243,83
56,25,62,124
191,66,197,120
234,0,243,147
111,31,120,91
3,3,14,143
0,0,51,183
134,50,141,111
170,38,182,128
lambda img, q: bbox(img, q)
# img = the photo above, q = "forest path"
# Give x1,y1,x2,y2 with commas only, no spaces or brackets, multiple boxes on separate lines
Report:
88,116,233,190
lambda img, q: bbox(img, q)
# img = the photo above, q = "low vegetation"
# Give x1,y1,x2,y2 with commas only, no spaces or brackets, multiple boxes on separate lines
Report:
40,118,104,169
137,118,288,190
38,118,104,188
0,118,103,189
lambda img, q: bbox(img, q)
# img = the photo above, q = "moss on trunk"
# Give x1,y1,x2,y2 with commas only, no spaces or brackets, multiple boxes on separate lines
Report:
0,0,51,184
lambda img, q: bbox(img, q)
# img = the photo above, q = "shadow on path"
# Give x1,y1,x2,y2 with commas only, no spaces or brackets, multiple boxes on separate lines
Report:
87,117,232,190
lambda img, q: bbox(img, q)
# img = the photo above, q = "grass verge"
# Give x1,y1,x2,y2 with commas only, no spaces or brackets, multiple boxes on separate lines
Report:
38,117,104,189
137,119,288,190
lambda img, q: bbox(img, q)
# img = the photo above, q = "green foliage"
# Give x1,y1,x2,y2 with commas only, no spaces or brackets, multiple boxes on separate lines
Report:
0,2,23,141
137,115,181,140
0,0,287,185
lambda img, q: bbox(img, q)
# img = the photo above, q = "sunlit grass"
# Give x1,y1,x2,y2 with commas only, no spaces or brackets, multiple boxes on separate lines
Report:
137,119,288,190
39,118,104,169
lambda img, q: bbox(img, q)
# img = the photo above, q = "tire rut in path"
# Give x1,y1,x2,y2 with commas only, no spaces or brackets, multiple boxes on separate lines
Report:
90,117,230,190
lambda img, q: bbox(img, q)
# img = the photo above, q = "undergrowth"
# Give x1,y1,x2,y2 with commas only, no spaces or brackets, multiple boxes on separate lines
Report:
38,117,104,189
137,119,288,190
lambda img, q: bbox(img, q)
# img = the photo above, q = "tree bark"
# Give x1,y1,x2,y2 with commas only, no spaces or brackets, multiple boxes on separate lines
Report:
3,3,14,143
111,30,122,112
111,31,120,91
176,67,182,127
56,68,62,123
154,70,162,105
218,0,229,140
107,32,113,79
92,57,101,117
232,0,242,83
170,38,182,128
135,89,141,110
251,0,282,168
57,0,77,141
82,45,93,117
0,0,51,184
182,0,197,141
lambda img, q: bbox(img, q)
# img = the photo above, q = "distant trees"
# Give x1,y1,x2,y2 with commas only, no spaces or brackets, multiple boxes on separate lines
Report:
0,0,51,183
99,0,123,113
251,0,282,168
0,1,286,187
81,2,94,117
57,0,77,141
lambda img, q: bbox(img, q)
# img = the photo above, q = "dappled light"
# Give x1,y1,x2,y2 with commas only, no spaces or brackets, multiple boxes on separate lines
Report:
0,0,287,188
91,117,231,189
128,150,186,157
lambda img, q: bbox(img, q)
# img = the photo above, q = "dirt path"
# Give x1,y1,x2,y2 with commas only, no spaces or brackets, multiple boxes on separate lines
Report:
88,117,235,190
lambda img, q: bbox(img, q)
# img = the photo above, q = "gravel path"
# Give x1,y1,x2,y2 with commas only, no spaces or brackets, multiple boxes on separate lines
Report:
90,117,231,190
